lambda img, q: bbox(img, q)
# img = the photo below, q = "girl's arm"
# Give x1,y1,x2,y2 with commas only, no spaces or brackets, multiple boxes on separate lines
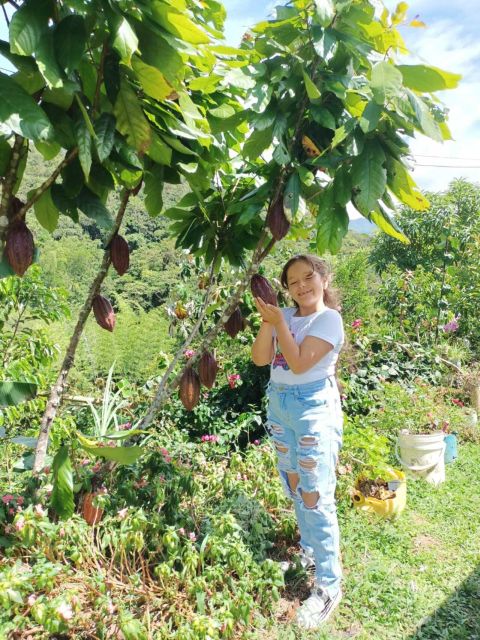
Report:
251,322,274,366
275,318,332,374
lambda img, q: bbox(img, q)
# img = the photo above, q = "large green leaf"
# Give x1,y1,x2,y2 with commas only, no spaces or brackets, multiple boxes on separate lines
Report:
51,184,79,222
387,158,429,211
242,126,273,161
35,30,63,89
0,381,37,407
94,113,116,163
80,443,143,465
0,39,37,74
114,80,151,153
0,72,53,141
76,187,112,228
112,17,138,64
144,165,164,216
302,71,321,100
316,204,349,254
397,65,461,92
370,61,403,105
150,5,209,44
51,446,74,519
76,118,92,180
359,101,381,133
351,140,386,214
147,132,172,165
34,188,59,232
370,207,409,244
314,0,335,27
136,25,183,85
54,15,86,74
132,56,172,101
9,0,48,56
406,90,442,142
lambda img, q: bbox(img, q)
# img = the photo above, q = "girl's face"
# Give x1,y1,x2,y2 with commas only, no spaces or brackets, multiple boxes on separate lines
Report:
286,260,327,310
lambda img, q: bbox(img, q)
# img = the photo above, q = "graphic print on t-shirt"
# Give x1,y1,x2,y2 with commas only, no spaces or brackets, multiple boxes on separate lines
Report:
272,331,295,370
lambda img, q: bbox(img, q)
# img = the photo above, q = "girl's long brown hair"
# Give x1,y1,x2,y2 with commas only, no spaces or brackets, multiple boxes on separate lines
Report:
280,254,341,311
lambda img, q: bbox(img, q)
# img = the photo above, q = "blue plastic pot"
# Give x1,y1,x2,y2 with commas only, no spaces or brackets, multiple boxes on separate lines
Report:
444,433,458,464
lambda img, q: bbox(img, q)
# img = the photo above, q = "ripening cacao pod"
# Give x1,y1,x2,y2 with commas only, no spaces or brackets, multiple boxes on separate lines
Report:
250,274,277,306
5,221,34,276
179,367,200,410
110,234,129,276
198,351,218,389
175,302,188,320
224,307,243,338
266,197,290,241
92,295,116,332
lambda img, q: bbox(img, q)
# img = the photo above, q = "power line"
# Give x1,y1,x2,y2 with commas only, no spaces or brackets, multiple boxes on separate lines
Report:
413,163,480,169
413,154,480,162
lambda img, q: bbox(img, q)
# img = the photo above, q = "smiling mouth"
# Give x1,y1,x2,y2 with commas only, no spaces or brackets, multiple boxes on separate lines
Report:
298,290,312,297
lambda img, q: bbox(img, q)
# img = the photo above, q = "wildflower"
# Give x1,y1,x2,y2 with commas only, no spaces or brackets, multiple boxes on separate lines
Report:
1,494,14,504
443,316,460,333
56,601,74,621
16,496,24,506
91,462,102,473
9,508,15,515
227,373,241,389
253,439,260,446
119,421,132,431
34,504,47,517
351,319,362,329
183,349,195,359
43,466,51,474
201,434,218,443
160,447,171,462
44,484,53,496
178,527,185,536
452,398,464,407
133,478,148,489
189,532,197,541
80,458,90,466
117,507,128,520
27,594,37,607
14,516,25,532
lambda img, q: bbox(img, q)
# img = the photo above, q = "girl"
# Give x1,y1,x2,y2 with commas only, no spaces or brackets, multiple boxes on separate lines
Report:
251,254,344,629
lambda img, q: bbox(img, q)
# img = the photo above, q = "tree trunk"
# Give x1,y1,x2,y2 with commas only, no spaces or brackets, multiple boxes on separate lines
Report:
33,190,131,471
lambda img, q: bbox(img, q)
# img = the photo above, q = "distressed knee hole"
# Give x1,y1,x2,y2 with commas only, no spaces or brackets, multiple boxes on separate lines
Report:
300,436,318,447
299,457,317,470
302,490,320,509
271,424,283,435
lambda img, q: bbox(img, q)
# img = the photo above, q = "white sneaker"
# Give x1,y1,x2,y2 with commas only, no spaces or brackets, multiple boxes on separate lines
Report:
296,585,342,629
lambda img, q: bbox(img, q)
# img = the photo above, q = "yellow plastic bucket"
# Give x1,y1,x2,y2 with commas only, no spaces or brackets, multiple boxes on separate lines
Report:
352,469,407,518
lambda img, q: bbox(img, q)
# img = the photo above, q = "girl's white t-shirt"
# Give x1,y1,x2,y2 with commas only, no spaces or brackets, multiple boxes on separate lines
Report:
270,307,344,384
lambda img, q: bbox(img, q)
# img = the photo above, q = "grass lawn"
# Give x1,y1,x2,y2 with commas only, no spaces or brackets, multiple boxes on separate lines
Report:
265,443,480,640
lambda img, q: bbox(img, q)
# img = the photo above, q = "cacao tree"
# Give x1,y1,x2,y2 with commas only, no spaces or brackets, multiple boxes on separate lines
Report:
0,0,460,476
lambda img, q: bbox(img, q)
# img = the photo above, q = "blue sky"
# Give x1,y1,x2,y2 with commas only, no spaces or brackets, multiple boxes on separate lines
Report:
222,0,480,192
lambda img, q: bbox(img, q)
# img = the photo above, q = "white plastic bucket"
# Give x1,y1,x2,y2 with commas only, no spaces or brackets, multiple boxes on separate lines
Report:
395,432,446,486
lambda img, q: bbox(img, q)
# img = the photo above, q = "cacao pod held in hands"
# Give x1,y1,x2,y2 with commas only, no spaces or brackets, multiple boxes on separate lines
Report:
110,234,130,276
179,367,200,410
266,197,290,241
92,295,116,332
250,274,277,306
198,351,218,389
5,221,34,276
224,307,243,338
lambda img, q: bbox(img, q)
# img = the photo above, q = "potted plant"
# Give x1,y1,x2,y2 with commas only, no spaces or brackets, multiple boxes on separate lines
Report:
396,416,448,486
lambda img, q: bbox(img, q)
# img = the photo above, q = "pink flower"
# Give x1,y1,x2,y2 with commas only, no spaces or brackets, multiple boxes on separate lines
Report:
27,594,37,607
59,527,66,538
189,532,197,541
117,507,128,520
351,319,362,329
452,398,464,407
81,458,90,466
14,516,25,532
1,494,14,504
34,504,47,517
201,434,218,443
443,316,460,333
91,462,102,473
16,496,24,506
178,527,185,536
183,349,195,359
9,508,15,515
119,422,132,431
340,394,347,402
56,601,74,621
227,373,241,389
253,439,260,446
133,478,148,489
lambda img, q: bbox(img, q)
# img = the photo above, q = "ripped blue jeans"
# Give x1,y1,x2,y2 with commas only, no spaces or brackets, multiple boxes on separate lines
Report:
266,376,343,597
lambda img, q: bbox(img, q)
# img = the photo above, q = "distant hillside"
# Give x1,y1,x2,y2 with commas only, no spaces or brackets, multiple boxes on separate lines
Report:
349,218,376,235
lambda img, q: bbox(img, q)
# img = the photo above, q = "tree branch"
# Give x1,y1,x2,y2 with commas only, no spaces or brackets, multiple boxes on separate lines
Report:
33,189,132,472
0,135,25,221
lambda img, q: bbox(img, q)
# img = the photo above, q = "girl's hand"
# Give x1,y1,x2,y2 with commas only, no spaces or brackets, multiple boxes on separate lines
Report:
254,297,284,327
